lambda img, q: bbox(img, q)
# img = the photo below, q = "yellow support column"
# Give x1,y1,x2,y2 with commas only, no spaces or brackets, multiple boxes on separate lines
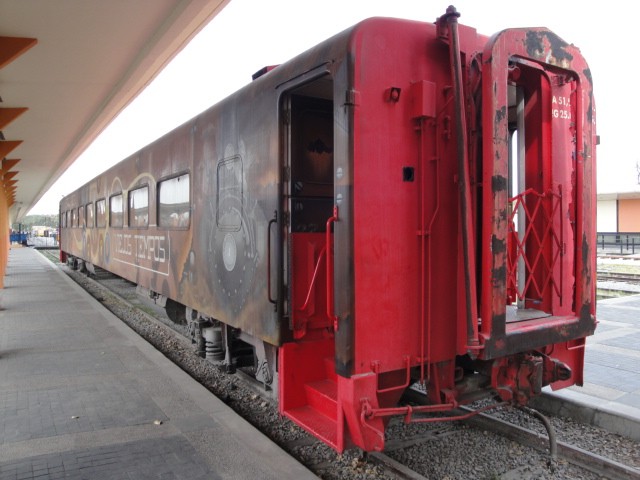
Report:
0,159,20,289
1,35,36,288
0,184,7,289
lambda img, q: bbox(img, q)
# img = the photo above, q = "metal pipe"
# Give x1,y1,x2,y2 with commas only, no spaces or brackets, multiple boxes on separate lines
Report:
520,406,557,460
419,118,426,385
443,6,479,348
418,117,440,385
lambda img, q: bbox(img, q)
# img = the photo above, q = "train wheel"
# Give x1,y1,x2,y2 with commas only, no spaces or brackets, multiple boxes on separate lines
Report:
165,299,187,325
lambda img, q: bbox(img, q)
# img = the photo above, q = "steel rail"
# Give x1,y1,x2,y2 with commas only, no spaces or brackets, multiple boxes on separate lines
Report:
366,452,430,480
597,270,640,284
459,406,640,480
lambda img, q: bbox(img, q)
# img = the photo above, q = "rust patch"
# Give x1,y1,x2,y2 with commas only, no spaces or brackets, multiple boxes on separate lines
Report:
495,106,507,123
486,337,507,354
525,31,573,65
491,235,506,254
492,265,506,286
582,231,590,271
491,175,508,192
580,302,592,322
586,91,593,123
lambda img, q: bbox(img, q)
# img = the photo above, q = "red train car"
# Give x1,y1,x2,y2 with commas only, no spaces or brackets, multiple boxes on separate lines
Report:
60,7,596,452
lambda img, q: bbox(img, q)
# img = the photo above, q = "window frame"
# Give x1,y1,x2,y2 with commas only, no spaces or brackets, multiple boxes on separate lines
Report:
128,184,150,229
86,202,94,228
157,172,191,230
78,206,85,228
96,198,107,228
109,192,124,228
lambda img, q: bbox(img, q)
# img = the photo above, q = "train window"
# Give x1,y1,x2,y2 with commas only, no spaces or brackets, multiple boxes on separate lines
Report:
61,212,65,229
71,208,77,228
78,206,85,228
158,173,190,228
66,210,70,229
129,185,149,228
110,193,124,228
292,98,333,192
287,95,334,232
216,156,242,231
96,198,106,228
86,203,94,228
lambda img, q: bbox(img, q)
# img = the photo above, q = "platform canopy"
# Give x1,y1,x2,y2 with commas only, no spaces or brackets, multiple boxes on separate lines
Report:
0,0,230,222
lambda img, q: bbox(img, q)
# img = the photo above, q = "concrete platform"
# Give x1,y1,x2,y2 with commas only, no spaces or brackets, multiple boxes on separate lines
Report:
533,293,640,441
0,247,316,479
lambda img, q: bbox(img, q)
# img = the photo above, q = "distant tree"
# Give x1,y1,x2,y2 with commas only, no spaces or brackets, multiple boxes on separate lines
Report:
12,214,58,232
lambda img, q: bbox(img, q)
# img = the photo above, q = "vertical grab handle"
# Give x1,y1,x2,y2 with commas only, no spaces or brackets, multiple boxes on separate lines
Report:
267,211,278,306
326,206,338,330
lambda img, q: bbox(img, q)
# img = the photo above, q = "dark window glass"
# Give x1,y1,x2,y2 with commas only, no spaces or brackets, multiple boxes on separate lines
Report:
71,209,77,228
129,186,149,228
110,194,123,227
96,199,107,228
78,206,85,228
86,203,94,228
158,173,190,228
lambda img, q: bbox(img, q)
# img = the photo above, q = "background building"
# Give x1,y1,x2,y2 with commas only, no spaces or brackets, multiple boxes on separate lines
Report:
597,192,640,233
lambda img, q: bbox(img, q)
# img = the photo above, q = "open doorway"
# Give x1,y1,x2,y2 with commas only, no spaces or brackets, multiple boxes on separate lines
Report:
281,76,335,339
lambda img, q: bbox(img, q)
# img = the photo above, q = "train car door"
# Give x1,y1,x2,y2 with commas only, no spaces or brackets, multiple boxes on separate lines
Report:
278,74,347,450
281,84,335,340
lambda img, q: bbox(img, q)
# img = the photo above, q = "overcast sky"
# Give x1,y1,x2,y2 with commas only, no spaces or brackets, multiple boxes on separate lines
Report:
29,0,633,214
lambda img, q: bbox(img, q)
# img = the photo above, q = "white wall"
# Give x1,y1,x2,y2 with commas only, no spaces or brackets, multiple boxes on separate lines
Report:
597,199,617,232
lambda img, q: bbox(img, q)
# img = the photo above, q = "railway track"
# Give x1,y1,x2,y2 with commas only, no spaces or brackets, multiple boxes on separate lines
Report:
48,252,639,479
375,387,640,480
367,406,640,480
597,270,640,284
462,407,638,480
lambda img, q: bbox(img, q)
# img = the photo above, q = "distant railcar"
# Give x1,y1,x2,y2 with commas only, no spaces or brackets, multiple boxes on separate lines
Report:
60,7,597,452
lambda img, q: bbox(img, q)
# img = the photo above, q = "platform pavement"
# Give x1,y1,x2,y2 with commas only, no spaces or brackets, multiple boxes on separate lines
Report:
533,293,640,441
0,246,317,480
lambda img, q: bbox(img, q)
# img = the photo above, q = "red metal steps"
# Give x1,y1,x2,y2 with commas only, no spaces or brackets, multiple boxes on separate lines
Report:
304,378,337,420
279,340,343,451
285,404,339,449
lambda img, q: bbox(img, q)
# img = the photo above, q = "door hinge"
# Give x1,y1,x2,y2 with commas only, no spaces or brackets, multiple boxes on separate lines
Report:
345,89,361,106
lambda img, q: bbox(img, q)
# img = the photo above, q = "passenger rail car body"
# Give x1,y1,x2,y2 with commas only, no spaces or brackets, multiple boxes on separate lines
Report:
60,8,596,452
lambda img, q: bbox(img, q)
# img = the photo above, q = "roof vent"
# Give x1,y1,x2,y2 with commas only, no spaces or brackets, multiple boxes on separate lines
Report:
252,65,279,81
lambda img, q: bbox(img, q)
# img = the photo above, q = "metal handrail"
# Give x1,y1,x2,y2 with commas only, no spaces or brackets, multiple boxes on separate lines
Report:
267,211,278,306
326,206,338,330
